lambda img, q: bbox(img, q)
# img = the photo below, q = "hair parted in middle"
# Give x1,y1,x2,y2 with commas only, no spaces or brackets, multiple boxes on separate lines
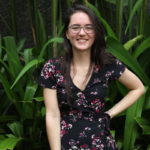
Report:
61,4,114,105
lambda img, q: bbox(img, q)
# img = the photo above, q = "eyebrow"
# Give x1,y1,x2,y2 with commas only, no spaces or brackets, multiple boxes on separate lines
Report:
70,24,93,26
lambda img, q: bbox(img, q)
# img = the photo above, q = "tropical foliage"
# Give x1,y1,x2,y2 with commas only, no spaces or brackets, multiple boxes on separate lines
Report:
0,0,150,150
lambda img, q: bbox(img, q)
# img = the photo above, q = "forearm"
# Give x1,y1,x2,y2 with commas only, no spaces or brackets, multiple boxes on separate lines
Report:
107,87,145,118
46,115,61,150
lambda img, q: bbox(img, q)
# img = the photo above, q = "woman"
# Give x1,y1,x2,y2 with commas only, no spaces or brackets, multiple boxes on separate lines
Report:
38,4,145,150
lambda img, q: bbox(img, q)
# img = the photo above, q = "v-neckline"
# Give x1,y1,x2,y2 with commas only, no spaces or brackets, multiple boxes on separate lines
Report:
70,65,96,92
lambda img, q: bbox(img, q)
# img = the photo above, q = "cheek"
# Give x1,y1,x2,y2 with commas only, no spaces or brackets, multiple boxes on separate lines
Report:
66,33,76,40
90,35,95,43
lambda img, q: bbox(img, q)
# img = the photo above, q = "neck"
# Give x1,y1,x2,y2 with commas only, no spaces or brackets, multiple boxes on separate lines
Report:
72,50,91,68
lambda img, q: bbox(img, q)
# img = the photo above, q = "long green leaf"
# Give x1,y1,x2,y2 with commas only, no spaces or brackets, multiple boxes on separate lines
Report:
7,122,23,137
0,72,15,102
133,36,150,58
52,0,58,56
106,37,150,87
24,82,38,101
135,117,150,135
36,10,47,47
33,97,44,102
116,0,124,40
0,137,22,150
0,59,11,75
86,1,117,39
0,35,2,58
23,48,33,64
147,144,150,150
39,37,63,58
123,35,143,51
123,94,145,150
11,58,44,89
17,38,26,52
125,0,144,33
0,116,17,122
4,36,22,77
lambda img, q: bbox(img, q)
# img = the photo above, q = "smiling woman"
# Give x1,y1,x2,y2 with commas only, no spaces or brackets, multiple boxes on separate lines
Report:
38,4,145,150
66,11,95,52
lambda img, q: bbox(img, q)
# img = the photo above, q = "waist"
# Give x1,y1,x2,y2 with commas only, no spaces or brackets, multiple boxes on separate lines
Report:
61,109,106,121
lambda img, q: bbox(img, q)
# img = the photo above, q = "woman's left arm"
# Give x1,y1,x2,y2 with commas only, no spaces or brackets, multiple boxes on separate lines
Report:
106,68,146,118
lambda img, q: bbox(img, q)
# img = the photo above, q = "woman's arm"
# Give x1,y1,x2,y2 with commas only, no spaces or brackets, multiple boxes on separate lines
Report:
43,88,61,150
106,68,145,118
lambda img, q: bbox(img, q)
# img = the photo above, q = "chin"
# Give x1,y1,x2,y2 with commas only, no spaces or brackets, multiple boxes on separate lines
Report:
75,46,91,51
76,48,90,52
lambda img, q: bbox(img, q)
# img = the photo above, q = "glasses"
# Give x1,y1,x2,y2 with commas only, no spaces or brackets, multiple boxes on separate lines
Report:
68,24,95,34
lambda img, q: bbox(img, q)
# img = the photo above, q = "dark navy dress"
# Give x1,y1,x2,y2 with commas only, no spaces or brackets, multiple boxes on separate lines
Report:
38,56,126,150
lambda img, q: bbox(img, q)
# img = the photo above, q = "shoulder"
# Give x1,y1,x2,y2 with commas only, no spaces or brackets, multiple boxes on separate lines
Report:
43,56,64,69
103,59,126,80
104,59,125,69
45,56,64,65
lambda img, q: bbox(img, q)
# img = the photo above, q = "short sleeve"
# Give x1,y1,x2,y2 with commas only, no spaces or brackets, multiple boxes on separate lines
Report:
109,59,126,80
38,60,57,89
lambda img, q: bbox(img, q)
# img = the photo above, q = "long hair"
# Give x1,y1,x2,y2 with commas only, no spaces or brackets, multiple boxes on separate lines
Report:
61,4,114,105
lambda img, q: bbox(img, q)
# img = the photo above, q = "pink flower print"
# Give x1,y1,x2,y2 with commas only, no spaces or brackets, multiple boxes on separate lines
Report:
80,144,88,148
77,92,85,99
79,132,86,138
95,106,100,113
57,75,64,84
48,59,53,63
116,59,122,65
93,78,101,84
61,89,66,94
61,120,72,130
106,136,116,149
42,68,52,79
60,130,68,137
85,127,91,131
94,65,100,73
69,139,79,147
91,99,99,104
91,136,104,149
55,70,61,74
105,71,114,78
61,120,72,137
76,99,83,106
90,91,98,95
91,147,97,150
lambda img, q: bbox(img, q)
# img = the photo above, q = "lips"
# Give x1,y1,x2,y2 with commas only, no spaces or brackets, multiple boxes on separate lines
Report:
77,39,88,44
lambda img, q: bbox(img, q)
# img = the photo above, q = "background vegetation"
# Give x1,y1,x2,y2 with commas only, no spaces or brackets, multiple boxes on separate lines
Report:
0,0,150,150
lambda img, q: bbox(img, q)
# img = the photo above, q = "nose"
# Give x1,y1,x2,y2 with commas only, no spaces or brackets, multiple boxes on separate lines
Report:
79,27,86,35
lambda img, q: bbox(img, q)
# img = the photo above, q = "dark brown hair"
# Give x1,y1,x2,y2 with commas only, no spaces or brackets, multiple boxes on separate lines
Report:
62,4,114,105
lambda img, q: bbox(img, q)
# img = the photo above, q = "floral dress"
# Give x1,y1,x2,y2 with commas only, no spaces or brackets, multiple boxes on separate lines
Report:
38,56,126,150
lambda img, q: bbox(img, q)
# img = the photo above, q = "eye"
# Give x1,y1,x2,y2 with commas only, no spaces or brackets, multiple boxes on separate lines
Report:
71,26,80,30
85,25,94,30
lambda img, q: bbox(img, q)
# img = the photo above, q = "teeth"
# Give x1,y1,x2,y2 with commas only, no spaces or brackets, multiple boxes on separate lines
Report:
78,39,87,42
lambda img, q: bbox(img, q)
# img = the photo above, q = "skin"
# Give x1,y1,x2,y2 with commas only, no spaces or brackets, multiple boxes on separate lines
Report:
43,12,145,150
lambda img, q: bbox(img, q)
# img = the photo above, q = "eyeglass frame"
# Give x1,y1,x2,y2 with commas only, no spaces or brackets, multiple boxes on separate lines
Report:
67,24,95,34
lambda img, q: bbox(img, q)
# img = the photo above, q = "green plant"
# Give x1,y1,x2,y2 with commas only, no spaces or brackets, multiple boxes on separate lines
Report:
0,0,150,149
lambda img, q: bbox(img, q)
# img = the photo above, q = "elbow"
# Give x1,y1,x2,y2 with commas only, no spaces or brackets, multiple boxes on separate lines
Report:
139,84,146,95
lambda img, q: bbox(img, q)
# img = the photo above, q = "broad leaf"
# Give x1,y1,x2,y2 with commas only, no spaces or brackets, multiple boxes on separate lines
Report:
0,137,22,150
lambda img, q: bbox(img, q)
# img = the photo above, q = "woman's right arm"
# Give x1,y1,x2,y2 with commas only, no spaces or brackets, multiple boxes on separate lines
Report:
43,88,61,150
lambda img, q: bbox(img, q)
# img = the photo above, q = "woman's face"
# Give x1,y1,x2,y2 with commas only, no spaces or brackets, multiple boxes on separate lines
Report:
66,11,95,52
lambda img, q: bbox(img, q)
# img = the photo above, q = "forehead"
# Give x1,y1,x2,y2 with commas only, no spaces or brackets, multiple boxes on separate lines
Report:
69,11,92,25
